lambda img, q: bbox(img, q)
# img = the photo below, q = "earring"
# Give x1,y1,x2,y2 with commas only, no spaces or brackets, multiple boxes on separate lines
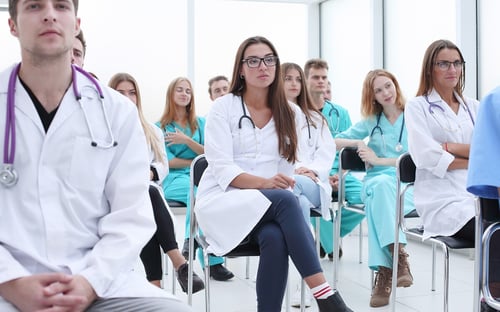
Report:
240,74,245,80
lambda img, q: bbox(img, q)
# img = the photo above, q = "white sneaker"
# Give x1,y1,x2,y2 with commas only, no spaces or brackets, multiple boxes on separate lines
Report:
291,284,312,308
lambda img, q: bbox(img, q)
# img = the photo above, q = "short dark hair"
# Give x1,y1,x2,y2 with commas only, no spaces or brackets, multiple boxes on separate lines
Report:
75,29,87,56
303,58,329,79
208,75,229,95
9,0,79,20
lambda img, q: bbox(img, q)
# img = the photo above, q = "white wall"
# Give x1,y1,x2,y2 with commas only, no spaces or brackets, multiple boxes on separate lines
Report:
0,0,309,123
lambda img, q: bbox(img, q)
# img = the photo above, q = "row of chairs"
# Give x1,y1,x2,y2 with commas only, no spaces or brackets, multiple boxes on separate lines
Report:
182,149,500,311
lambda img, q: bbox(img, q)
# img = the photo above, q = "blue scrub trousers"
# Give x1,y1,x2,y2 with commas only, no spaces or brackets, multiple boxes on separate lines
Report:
362,174,414,270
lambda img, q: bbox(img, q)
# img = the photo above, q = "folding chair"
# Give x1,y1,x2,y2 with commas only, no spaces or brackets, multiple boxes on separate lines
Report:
187,154,298,312
474,197,500,312
391,152,474,312
333,146,366,289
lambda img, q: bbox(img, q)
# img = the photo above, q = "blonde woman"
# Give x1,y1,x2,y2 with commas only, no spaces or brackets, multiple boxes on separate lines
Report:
109,73,204,293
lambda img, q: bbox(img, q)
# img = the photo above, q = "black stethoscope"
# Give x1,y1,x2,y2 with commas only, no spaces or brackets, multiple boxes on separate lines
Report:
1,63,116,188
424,95,475,131
324,101,340,134
238,96,312,146
238,96,255,129
370,112,405,152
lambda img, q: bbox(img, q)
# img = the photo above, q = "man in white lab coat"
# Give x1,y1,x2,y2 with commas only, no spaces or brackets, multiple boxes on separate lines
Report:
0,1,192,311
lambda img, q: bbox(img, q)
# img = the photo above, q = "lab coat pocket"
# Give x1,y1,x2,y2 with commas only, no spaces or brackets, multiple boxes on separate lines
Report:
69,136,114,192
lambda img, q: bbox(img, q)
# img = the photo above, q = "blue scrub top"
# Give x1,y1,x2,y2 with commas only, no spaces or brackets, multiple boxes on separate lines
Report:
336,113,408,179
321,100,352,175
156,116,206,175
467,86,500,199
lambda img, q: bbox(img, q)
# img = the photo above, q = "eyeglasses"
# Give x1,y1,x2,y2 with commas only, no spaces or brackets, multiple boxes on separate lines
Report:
435,60,465,71
241,56,278,68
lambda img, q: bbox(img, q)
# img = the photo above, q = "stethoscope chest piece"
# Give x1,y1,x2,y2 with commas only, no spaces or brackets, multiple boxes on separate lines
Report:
0,164,18,187
395,142,403,152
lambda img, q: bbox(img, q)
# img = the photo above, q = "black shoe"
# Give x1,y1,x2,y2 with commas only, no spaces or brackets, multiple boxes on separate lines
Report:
319,245,326,258
316,291,353,312
209,264,234,281
328,247,343,261
182,238,199,260
176,262,205,294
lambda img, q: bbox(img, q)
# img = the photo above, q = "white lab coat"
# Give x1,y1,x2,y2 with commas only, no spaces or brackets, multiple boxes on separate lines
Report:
195,94,305,256
150,122,169,185
148,122,177,228
405,89,478,239
0,64,174,300
295,111,335,220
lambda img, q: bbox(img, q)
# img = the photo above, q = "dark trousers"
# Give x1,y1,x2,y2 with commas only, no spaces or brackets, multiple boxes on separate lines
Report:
140,185,179,281
249,189,323,312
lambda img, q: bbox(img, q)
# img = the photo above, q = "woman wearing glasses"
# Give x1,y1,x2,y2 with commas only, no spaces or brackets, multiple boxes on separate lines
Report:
195,36,352,312
334,69,413,307
405,39,478,256
405,40,500,310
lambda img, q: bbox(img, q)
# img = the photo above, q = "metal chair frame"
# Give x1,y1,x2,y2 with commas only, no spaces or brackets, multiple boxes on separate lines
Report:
187,154,298,311
474,197,500,312
333,147,367,289
391,152,474,312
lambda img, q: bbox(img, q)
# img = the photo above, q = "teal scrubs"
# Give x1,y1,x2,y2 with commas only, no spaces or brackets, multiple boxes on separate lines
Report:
337,113,414,270
314,101,364,254
157,117,223,267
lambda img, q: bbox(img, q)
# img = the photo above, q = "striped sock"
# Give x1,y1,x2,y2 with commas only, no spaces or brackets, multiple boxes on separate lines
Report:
311,282,334,299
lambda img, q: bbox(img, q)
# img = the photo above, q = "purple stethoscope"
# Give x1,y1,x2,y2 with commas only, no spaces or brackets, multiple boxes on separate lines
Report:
1,63,117,188
425,95,475,130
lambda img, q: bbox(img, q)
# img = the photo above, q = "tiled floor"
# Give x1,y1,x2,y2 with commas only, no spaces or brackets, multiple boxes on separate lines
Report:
166,209,477,312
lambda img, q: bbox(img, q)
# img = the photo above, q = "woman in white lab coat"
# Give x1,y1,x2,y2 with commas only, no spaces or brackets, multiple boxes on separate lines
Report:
282,62,335,224
405,39,478,240
195,36,352,312
406,40,500,306
282,62,335,308
108,73,204,293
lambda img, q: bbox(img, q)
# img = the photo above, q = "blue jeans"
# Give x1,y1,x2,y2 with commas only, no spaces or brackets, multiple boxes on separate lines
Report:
249,189,323,312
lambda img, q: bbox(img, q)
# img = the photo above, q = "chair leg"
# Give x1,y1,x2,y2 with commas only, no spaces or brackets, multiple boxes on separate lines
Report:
203,249,211,312
432,243,437,291
300,279,306,312
171,256,176,294
245,256,250,279
359,222,363,264
441,244,450,312
314,217,321,257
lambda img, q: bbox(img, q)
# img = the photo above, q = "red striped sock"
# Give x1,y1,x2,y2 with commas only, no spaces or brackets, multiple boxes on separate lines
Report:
311,282,334,299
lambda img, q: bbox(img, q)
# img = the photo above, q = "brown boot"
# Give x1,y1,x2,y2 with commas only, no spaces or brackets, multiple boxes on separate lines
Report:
370,266,392,307
397,247,413,287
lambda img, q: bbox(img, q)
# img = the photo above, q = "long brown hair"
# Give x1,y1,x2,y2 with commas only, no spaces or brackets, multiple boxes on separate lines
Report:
361,69,405,118
158,77,199,134
416,39,466,99
230,36,297,162
281,62,324,128
108,73,165,164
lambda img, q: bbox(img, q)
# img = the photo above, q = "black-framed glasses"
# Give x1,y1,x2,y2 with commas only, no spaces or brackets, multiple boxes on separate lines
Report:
435,60,465,71
241,56,278,68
